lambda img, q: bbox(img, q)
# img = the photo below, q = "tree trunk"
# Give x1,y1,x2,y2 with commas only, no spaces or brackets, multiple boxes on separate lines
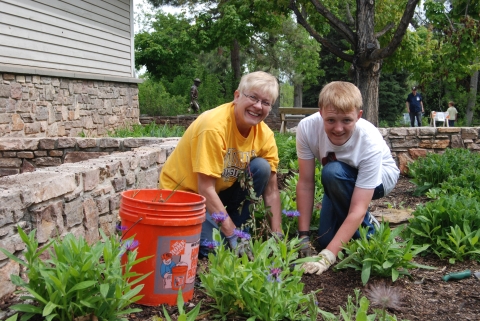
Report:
465,68,478,126
294,83,303,107
231,39,241,83
354,0,381,126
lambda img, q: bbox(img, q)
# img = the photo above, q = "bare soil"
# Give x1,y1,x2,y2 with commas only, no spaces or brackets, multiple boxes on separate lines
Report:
1,176,479,320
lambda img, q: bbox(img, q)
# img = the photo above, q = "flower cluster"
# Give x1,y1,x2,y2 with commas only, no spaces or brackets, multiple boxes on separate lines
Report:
211,212,228,224
267,267,282,283
234,229,251,240
119,239,139,257
282,209,300,219
201,240,220,250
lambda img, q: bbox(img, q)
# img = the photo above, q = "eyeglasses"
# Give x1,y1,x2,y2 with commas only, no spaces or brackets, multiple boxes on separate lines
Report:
243,93,271,108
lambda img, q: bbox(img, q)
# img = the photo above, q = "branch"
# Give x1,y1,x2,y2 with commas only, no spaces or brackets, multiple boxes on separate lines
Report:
375,22,395,39
289,0,353,62
309,0,356,45
345,2,355,26
370,0,421,60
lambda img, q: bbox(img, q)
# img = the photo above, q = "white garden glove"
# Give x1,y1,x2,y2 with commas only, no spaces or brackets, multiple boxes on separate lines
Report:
301,249,336,275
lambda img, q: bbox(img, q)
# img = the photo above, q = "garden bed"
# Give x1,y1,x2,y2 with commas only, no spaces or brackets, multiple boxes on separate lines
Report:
1,176,479,321
130,175,480,320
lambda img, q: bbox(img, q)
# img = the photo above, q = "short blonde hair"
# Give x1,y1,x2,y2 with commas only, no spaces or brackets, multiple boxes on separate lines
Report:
237,71,279,105
448,101,455,106
318,81,363,113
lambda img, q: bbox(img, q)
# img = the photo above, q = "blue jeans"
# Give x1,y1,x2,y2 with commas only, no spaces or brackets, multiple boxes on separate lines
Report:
199,157,271,257
316,161,385,250
409,111,422,127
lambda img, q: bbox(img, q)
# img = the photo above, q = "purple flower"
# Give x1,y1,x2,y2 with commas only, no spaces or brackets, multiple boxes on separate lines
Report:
116,224,128,231
201,240,219,250
234,229,251,240
123,239,139,251
267,267,282,283
282,210,300,219
211,212,228,224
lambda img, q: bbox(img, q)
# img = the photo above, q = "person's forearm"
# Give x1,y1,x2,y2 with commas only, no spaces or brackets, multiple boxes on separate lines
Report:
326,213,364,256
296,184,315,232
198,183,236,236
263,173,282,232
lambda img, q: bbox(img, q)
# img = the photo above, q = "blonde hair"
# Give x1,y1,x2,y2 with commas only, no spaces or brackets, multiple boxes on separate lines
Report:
318,81,363,113
237,71,279,105
448,101,455,106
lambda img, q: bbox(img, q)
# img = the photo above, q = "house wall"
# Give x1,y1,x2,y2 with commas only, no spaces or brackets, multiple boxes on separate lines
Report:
0,0,136,80
0,72,140,137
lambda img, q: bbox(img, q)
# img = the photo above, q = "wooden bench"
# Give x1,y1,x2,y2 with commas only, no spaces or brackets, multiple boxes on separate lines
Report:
278,107,318,133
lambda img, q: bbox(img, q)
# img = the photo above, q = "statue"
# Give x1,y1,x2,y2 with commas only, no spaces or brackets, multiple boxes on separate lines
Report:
189,78,201,113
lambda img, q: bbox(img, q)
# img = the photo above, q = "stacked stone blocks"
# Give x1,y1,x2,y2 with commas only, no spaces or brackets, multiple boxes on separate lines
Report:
0,73,139,138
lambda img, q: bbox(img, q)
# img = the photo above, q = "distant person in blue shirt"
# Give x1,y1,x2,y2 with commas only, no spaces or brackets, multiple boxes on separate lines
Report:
405,86,424,127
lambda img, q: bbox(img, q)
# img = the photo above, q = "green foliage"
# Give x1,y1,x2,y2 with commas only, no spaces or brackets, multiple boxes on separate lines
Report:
274,133,297,173
0,227,152,321
162,288,202,321
109,122,185,138
199,229,320,321
319,288,407,321
135,12,198,81
138,78,187,116
378,71,409,127
407,148,480,195
279,166,323,238
336,223,433,285
404,194,480,263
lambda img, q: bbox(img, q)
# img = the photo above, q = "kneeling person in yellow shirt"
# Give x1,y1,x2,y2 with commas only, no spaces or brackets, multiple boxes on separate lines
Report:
159,71,282,258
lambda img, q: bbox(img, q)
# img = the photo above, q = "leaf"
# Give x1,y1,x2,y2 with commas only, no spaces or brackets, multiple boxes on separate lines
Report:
66,281,97,294
10,304,43,314
361,261,372,285
42,302,58,317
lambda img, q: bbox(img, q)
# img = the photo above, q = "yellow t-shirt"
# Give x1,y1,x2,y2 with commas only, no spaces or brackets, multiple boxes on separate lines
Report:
159,102,279,193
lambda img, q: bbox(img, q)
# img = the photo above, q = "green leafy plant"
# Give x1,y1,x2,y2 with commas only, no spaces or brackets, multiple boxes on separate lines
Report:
161,288,202,321
279,162,323,238
0,227,152,321
110,122,186,138
199,229,320,321
404,194,480,263
319,288,408,321
336,222,434,285
408,148,480,195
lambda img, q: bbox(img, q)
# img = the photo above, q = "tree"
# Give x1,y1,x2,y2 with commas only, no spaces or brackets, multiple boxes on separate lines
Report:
287,0,421,126
134,12,198,82
421,0,480,125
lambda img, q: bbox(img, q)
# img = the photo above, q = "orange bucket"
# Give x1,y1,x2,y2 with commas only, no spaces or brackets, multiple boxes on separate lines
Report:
120,189,206,306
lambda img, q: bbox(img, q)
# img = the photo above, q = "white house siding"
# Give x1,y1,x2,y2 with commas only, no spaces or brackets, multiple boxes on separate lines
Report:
0,0,136,79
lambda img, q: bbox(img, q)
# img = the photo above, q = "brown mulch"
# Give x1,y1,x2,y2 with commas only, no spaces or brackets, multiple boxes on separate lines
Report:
1,176,479,320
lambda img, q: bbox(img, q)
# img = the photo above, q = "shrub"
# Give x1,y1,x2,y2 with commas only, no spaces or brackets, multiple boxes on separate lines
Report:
408,148,480,195
336,222,433,285
1,227,151,321
404,194,480,263
199,229,320,321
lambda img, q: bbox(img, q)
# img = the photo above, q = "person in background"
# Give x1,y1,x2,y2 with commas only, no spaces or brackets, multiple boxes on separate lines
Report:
406,86,424,127
159,71,282,258
189,78,201,113
295,81,400,275
446,101,458,127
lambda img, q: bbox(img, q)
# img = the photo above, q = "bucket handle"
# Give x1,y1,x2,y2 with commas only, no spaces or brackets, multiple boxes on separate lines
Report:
121,217,143,241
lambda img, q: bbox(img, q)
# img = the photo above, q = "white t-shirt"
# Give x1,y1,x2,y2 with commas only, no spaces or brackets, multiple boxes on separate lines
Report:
296,112,399,194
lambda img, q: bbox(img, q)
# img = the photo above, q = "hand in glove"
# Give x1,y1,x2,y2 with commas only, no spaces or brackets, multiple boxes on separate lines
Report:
298,236,312,258
301,249,336,275
226,233,254,260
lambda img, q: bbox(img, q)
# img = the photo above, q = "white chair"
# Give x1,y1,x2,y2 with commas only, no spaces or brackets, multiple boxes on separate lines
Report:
430,111,449,127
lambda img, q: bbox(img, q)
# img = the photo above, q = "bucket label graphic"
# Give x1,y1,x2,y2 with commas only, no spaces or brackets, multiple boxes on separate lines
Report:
154,235,200,294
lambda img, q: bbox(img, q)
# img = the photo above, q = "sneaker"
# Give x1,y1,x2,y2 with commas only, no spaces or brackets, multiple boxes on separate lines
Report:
368,212,380,229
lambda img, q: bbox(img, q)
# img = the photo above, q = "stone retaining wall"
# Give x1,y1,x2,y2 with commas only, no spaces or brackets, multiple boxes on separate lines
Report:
380,126,480,174
0,137,170,177
0,73,140,138
0,137,179,300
